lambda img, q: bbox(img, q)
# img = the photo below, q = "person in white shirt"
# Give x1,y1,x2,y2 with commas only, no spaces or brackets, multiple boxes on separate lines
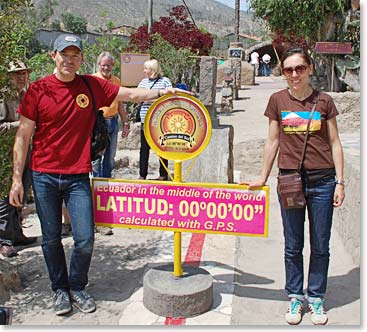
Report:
250,51,260,76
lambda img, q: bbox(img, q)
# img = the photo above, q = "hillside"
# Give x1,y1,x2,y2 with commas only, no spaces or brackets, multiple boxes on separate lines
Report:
33,0,261,37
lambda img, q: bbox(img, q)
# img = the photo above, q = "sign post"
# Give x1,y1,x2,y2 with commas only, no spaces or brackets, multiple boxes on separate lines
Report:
144,92,212,277
314,42,353,92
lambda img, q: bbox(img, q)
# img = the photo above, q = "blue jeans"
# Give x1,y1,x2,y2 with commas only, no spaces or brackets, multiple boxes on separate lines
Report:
279,175,335,301
93,115,118,178
32,171,94,292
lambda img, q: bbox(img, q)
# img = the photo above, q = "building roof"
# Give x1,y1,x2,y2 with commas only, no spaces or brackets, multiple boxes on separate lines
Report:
224,32,261,41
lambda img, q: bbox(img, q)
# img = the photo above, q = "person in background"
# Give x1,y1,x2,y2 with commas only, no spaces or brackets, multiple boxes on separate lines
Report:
176,82,189,91
92,51,129,236
250,51,260,76
261,53,271,76
92,51,129,179
0,60,37,258
137,59,172,181
9,33,189,316
245,47,345,326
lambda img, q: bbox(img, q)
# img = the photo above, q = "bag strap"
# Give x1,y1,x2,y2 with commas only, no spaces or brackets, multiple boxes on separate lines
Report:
79,75,98,117
298,92,320,172
150,77,160,89
137,77,160,106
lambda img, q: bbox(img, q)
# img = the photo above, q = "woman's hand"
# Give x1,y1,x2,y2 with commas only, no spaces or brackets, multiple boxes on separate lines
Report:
240,179,266,189
333,183,345,207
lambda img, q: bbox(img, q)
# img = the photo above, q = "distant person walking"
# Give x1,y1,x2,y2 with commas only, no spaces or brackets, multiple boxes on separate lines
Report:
246,47,345,326
250,51,260,76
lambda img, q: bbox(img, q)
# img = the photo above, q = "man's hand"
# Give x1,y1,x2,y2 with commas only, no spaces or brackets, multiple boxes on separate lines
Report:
121,123,129,138
9,180,24,207
0,122,18,133
161,87,194,96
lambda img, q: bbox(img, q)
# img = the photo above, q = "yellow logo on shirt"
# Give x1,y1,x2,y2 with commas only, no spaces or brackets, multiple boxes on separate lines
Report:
76,94,89,108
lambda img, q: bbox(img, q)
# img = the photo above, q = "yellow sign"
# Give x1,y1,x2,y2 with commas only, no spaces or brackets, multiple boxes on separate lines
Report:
144,92,212,161
93,179,269,237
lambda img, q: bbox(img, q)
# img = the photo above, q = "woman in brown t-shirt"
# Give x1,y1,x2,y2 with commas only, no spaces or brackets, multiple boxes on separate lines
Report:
246,47,345,326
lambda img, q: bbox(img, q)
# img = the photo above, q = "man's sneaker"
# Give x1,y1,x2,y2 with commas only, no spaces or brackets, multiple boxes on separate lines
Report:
53,289,71,316
70,290,96,313
285,298,303,325
308,298,328,325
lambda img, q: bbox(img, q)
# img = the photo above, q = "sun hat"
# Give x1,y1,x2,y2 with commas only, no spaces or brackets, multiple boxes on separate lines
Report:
7,60,32,73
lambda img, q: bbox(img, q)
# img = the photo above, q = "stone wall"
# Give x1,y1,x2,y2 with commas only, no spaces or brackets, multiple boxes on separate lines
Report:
329,92,360,265
217,60,254,86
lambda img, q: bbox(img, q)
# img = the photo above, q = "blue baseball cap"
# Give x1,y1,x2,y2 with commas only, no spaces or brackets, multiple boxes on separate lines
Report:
54,34,83,52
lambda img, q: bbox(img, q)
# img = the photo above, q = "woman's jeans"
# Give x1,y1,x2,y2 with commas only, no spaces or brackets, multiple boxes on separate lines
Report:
32,171,94,292
92,115,118,178
139,128,168,179
279,176,336,301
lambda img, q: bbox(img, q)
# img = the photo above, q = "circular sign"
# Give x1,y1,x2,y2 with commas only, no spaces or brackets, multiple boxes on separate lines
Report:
144,92,212,161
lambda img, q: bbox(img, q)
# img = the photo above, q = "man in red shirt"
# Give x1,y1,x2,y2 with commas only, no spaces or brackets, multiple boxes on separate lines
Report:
9,34,188,316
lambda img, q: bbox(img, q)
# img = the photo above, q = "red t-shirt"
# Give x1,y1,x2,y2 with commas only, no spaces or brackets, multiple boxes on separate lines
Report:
264,89,338,170
19,74,119,174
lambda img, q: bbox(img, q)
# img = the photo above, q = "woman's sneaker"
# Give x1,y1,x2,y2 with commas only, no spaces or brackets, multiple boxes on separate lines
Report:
53,289,71,315
70,290,96,313
285,298,303,325
308,298,328,325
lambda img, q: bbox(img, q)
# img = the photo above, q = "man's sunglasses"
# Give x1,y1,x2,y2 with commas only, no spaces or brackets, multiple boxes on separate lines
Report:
282,65,308,76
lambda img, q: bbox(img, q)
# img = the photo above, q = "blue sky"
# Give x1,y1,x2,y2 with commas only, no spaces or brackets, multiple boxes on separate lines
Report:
215,0,250,10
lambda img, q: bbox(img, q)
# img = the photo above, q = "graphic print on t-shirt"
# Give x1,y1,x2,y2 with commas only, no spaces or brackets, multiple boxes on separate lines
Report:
76,93,90,108
281,110,321,134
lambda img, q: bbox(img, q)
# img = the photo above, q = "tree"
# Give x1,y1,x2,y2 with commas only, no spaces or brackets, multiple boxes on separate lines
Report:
0,0,33,100
28,52,55,81
0,0,35,198
129,5,213,56
80,35,128,76
61,13,88,34
149,34,196,86
249,0,346,44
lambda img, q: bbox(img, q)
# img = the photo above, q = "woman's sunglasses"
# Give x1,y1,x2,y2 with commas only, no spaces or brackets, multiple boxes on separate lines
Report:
282,65,308,76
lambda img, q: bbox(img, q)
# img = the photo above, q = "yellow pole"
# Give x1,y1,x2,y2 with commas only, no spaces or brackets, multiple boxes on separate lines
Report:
173,161,183,277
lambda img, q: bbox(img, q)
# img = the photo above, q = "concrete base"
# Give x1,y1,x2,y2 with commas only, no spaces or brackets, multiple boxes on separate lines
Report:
143,264,213,318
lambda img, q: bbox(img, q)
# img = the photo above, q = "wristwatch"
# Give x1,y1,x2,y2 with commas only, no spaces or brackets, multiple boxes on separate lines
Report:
335,179,345,186
123,122,129,126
